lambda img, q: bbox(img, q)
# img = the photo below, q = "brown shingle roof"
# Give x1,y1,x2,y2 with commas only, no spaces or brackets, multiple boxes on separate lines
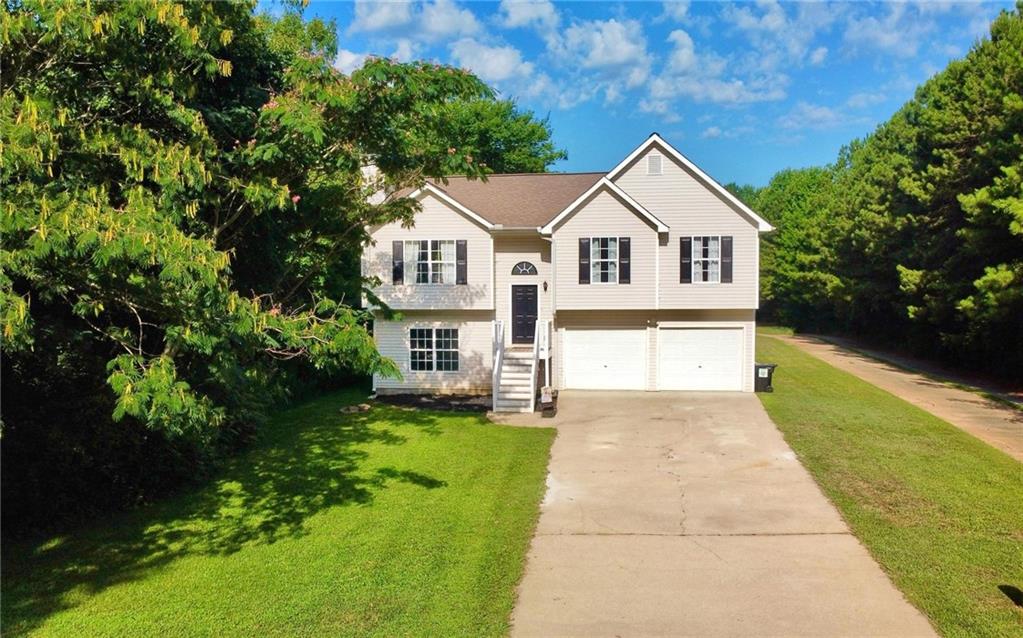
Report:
415,172,606,227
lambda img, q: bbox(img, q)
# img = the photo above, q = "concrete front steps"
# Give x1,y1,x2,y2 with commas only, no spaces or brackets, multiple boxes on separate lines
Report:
495,348,536,413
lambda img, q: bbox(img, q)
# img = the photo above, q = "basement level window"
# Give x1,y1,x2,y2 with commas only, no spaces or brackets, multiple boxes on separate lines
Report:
647,154,662,176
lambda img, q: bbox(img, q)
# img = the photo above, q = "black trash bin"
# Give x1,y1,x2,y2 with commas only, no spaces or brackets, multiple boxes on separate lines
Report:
754,363,777,392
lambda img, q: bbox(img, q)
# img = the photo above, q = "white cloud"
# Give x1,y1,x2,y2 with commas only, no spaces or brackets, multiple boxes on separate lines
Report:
660,1,690,23
498,0,559,31
450,38,534,83
562,18,650,75
349,1,413,33
809,46,827,66
533,72,597,108
639,98,681,123
913,1,957,15
698,124,755,140
554,18,653,102
843,3,934,58
647,28,785,105
778,101,858,130
651,75,787,105
727,0,787,36
722,0,842,70
666,29,728,76
421,0,481,40
349,0,480,42
666,29,697,72
845,91,886,109
334,49,368,74
391,39,417,62
701,126,722,139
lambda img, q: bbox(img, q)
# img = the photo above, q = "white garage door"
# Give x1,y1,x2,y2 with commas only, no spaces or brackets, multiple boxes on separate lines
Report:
563,329,646,390
658,328,743,391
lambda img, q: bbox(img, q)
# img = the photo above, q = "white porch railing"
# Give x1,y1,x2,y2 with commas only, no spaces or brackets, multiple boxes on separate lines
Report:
492,320,505,411
529,320,552,412
529,323,540,413
537,319,552,388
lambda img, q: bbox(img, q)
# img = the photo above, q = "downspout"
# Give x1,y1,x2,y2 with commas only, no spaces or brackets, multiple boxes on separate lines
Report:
541,232,554,388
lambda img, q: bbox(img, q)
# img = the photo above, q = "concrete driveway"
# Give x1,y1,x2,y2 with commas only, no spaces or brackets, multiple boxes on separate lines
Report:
505,392,935,637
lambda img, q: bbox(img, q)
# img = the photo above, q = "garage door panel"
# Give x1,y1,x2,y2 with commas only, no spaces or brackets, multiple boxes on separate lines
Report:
659,328,743,391
564,329,646,390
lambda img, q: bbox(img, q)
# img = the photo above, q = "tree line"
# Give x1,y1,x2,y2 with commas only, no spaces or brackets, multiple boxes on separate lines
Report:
733,4,1022,384
1,0,565,535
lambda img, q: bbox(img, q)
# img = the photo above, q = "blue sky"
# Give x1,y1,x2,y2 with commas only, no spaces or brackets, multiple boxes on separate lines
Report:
291,1,1011,185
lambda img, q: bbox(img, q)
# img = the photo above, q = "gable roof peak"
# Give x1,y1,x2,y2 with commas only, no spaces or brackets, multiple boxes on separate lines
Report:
608,134,773,232
539,177,669,235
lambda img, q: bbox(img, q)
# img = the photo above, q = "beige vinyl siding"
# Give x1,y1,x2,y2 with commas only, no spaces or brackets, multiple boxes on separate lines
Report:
613,145,760,309
553,309,755,392
373,311,493,393
550,188,659,310
494,236,553,347
364,192,493,311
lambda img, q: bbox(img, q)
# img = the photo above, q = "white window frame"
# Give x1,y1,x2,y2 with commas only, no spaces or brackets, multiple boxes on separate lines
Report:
590,237,619,284
691,235,721,284
408,327,459,372
404,239,456,285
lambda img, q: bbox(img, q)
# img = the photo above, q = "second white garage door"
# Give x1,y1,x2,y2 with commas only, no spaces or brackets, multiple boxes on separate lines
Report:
562,328,647,390
658,327,744,391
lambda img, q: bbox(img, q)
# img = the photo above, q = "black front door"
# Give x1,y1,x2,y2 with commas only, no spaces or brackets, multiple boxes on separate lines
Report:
511,285,538,344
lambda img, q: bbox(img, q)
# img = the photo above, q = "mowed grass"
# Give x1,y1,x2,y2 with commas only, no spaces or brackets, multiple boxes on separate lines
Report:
757,336,1023,638
3,390,555,637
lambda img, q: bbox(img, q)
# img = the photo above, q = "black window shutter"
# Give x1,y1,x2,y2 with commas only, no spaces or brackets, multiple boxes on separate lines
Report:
455,240,467,285
579,237,590,284
618,237,631,284
679,235,695,282
721,236,733,283
680,237,692,283
392,241,404,285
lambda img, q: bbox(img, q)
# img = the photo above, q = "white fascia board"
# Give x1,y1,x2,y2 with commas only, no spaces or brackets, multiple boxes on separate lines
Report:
607,134,775,232
539,177,669,235
407,183,495,230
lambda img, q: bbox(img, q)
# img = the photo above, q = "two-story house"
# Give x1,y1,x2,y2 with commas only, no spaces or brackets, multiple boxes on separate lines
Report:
362,134,773,412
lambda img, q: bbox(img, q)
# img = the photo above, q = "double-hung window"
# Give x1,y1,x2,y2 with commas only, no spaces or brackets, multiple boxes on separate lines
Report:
405,240,456,284
409,328,459,372
590,237,618,283
692,236,720,283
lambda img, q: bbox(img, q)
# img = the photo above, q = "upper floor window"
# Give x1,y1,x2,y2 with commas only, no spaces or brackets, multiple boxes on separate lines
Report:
647,154,662,176
512,261,538,276
579,236,631,285
409,327,459,372
405,240,455,284
591,237,619,283
692,236,720,283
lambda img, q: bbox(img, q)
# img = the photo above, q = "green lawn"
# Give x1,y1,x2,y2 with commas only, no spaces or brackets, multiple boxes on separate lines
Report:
2,390,555,637
757,335,1023,638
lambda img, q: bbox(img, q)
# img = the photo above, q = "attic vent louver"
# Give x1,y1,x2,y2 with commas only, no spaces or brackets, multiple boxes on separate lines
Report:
647,154,662,176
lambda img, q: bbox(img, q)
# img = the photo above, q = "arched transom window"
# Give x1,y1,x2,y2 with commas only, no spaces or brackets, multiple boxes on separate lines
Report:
511,261,538,276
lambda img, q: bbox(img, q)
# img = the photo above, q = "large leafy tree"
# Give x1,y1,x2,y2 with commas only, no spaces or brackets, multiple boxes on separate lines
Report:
750,167,842,330
1,0,564,529
831,4,1023,369
748,4,1022,379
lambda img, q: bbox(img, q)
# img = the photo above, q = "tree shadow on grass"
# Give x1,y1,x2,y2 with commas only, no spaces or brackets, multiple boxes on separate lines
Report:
3,393,461,635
